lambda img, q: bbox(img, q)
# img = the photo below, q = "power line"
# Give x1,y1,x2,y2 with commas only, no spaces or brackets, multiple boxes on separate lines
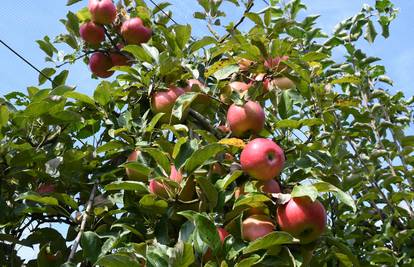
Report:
0,39,55,86
262,0,269,5
147,0,180,25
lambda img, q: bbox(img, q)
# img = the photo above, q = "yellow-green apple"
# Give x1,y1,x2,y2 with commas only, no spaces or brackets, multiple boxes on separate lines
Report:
240,138,285,180
277,197,327,244
226,100,265,137
272,77,295,90
151,86,185,120
121,18,152,45
88,0,117,25
79,22,105,46
242,215,274,241
89,52,114,78
125,150,146,181
220,81,252,103
264,55,289,72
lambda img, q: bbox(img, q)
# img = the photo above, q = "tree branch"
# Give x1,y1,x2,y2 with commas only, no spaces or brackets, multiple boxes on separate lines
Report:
67,181,98,262
218,0,254,43
188,109,222,138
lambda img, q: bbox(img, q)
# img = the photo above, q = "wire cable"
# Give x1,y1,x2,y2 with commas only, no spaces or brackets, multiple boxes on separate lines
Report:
0,39,54,86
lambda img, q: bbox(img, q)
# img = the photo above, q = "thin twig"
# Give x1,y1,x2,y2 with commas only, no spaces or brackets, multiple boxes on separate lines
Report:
67,181,98,262
189,109,222,138
218,0,254,43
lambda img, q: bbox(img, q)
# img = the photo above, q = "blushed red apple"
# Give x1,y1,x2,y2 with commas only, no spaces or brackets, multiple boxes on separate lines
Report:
151,86,185,119
37,183,56,195
89,52,114,78
110,52,131,66
88,0,117,25
79,22,105,46
149,165,183,198
125,150,147,181
226,100,265,137
240,138,285,180
264,55,289,72
242,215,274,241
184,79,210,111
277,197,327,244
238,58,254,71
121,18,152,45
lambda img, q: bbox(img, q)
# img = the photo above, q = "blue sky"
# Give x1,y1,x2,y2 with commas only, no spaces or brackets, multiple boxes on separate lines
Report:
1,0,413,261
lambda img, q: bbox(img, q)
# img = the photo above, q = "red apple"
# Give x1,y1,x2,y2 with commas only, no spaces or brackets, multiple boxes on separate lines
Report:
79,21,105,46
229,81,251,93
226,100,265,137
240,138,285,181
110,52,131,66
125,150,147,181
151,86,185,115
242,215,275,241
257,179,281,194
184,79,210,111
264,55,289,72
238,58,254,71
121,18,152,45
149,165,183,198
88,0,117,25
37,183,56,195
277,197,327,244
89,52,114,78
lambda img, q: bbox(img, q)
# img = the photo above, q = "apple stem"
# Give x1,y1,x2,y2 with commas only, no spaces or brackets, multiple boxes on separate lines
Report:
67,180,98,263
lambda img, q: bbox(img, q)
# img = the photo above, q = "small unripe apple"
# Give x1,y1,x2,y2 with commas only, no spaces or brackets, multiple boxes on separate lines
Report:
277,197,327,244
110,52,131,66
79,21,105,46
125,150,146,181
89,52,114,78
264,55,289,72
88,0,117,25
226,101,265,137
121,18,152,45
238,58,254,71
151,86,185,118
240,138,285,181
242,215,274,241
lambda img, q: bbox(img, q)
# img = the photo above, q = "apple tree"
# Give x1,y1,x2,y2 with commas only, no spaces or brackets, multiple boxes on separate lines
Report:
1,0,413,266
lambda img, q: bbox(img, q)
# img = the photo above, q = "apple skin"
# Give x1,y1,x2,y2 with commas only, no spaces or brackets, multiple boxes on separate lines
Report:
125,150,147,181
277,197,327,244
184,79,210,111
238,58,254,71
89,52,114,78
271,77,296,90
257,179,281,194
229,81,251,93
242,215,275,241
240,138,285,181
37,183,56,195
110,52,131,66
203,227,229,262
149,165,183,198
226,100,265,137
151,86,185,120
79,22,105,46
121,18,152,45
264,55,289,72
88,0,117,25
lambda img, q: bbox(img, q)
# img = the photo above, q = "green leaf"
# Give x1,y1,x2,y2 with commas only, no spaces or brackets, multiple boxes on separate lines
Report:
95,253,141,267
174,24,192,49
96,140,127,153
66,0,82,5
0,105,10,128
105,181,149,194
169,242,195,267
275,119,301,129
302,52,329,62
123,45,153,62
234,194,271,208
212,64,239,80
190,36,217,53
17,192,58,206
196,177,218,209
39,68,56,85
145,113,165,132
141,148,171,174
291,185,318,202
172,92,199,120
64,91,95,105
216,170,243,190
76,7,91,22
243,232,296,254
94,81,112,106
364,19,377,43
81,231,102,264
313,181,356,211
235,255,261,267
331,75,361,84
185,143,226,173
194,214,221,254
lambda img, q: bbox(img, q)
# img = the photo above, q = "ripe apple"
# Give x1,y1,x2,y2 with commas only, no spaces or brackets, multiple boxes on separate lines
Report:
277,197,327,244
229,81,251,93
184,79,210,111
89,52,114,78
257,179,281,194
37,183,56,195
149,165,183,198
226,100,265,137
242,215,275,241
79,21,105,46
203,227,229,262
271,77,296,90
88,0,117,25
240,138,285,180
151,86,185,119
121,18,152,45
238,58,254,71
110,52,131,66
264,55,289,72
125,150,147,181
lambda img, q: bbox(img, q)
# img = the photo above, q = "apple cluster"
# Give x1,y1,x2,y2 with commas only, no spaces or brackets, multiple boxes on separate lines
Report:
79,0,152,78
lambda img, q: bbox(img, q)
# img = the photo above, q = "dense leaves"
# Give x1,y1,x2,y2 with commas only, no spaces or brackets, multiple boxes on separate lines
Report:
1,0,413,266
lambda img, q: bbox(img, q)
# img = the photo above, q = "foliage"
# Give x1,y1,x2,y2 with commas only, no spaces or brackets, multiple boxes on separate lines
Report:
1,0,413,266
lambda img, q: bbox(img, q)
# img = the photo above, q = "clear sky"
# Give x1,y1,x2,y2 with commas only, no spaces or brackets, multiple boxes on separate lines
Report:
1,0,413,261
